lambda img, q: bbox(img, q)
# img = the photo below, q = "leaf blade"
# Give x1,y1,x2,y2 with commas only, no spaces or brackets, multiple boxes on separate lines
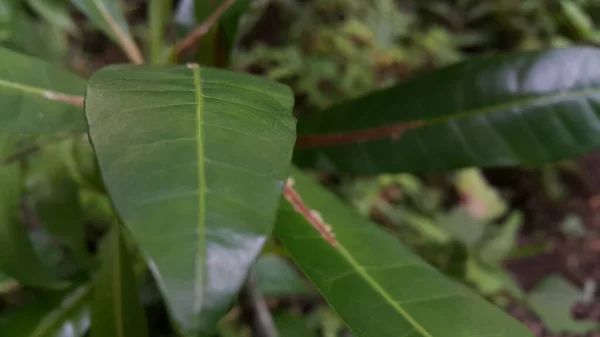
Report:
294,47,600,173
0,284,92,337
275,168,534,337
85,65,296,335
71,0,143,64
91,225,148,337
0,47,86,133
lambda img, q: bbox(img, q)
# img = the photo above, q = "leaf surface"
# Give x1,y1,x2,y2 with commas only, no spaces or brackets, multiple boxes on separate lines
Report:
294,47,600,173
275,168,534,337
0,284,91,337
91,225,148,337
0,47,86,133
85,65,296,334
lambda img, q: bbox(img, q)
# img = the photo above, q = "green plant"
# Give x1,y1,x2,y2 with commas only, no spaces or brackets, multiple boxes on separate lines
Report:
1,1,600,337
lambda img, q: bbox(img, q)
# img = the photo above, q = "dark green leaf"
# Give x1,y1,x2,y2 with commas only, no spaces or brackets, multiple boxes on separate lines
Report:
0,269,17,293
0,284,91,337
275,168,533,337
294,47,600,173
27,140,90,267
92,225,148,337
0,47,86,133
71,0,143,64
254,255,312,297
85,65,296,335
0,163,66,289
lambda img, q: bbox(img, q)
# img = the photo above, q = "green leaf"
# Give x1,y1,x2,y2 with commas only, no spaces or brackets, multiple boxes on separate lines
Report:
91,225,148,337
85,65,296,335
0,163,66,289
455,168,507,221
528,275,598,333
0,269,18,293
275,168,533,337
27,140,90,267
71,0,143,64
254,255,312,297
0,284,92,337
0,47,86,133
26,0,77,33
294,47,600,173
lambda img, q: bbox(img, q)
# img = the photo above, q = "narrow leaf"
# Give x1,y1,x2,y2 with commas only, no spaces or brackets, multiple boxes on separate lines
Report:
0,47,86,133
0,163,66,289
71,0,143,64
26,0,77,33
85,65,296,335
0,284,92,337
275,168,534,337
294,47,600,173
92,225,148,337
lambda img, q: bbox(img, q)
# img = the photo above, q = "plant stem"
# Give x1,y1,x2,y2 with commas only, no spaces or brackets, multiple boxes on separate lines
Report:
240,271,279,337
148,0,172,64
173,0,235,61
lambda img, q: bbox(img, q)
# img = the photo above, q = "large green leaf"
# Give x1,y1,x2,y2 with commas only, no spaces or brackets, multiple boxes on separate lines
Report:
85,65,296,335
0,163,66,289
0,284,91,337
91,225,148,337
294,47,600,173
71,0,143,64
0,47,86,133
275,168,533,337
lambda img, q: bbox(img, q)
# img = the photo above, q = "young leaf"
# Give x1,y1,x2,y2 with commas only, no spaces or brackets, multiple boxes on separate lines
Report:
275,168,534,337
0,163,66,289
85,65,296,335
0,284,92,337
294,47,600,173
0,47,86,133
71,0,143,64
92,225,148,337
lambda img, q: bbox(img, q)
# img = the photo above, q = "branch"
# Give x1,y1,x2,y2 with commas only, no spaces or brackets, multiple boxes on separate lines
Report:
173,0,235,60
240,271,279,337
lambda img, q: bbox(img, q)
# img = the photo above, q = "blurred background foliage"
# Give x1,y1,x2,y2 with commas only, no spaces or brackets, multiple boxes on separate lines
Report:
1,0,600,336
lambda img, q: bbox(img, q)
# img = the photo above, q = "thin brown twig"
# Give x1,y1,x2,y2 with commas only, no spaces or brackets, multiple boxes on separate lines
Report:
173,0,236,60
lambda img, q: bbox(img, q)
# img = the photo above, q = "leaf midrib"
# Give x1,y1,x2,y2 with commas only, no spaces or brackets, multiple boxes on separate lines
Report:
0,78,72,100
300,86,600,141
334,245,434,337
191,65,207,313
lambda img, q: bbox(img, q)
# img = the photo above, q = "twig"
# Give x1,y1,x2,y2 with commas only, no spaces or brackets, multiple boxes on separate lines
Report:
173,0,236,60
43,91,84,107
240,271,279,337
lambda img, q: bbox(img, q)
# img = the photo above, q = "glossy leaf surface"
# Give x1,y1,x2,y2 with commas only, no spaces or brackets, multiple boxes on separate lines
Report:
294,47,600,173
0,163,65,289
275,168,533,337
71,0,143,63
91,225,148,337
0,284,91,337
85,65,296,334
0,47,86,133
